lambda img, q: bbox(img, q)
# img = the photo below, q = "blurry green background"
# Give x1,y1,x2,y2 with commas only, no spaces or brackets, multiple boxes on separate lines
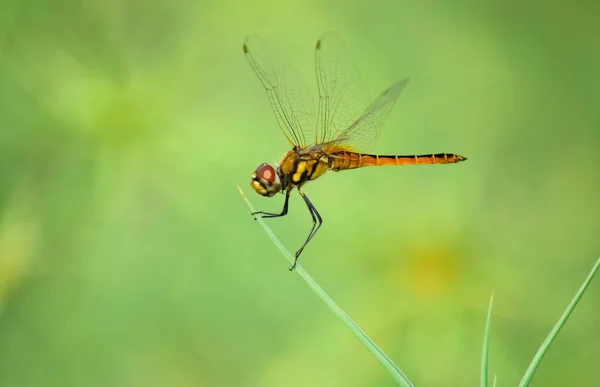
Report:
0,0,599,386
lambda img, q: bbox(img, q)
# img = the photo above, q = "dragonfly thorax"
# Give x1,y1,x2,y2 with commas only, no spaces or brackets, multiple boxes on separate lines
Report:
250,163,282,197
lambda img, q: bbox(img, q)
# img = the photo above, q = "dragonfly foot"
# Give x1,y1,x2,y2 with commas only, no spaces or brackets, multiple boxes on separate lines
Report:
289,251,302,271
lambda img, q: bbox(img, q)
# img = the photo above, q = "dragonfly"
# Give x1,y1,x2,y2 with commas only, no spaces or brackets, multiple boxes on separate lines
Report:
244,32,467,270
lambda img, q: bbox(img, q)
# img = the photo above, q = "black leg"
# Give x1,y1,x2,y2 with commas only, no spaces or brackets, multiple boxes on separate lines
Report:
290,189,323,271
251,190,290,219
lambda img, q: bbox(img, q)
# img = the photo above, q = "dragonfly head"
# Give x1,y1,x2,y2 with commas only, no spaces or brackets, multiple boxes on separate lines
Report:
251,163,282,197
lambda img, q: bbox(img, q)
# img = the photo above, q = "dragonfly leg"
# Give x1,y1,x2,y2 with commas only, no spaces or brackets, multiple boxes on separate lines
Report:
251,190,290,219
290,189,323,271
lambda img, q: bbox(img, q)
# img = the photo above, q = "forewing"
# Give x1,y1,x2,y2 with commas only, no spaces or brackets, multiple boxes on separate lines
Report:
315,32,371,147
244,35,316,147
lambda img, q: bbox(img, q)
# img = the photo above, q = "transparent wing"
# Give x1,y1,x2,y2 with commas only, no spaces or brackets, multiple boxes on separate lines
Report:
243,35,316,147
333,78,410,153
315,32,408,153
315,32,371,147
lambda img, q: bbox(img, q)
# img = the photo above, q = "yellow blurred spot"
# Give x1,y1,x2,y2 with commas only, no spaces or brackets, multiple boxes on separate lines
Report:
403,247,461,298
24,50,170,151
0,195,38,304
90,82,159,147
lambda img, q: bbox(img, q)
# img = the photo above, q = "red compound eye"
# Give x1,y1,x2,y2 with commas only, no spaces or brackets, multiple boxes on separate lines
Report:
256,163,275,182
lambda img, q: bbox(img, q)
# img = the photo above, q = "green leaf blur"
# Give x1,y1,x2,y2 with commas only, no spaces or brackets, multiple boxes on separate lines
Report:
0,0,599,386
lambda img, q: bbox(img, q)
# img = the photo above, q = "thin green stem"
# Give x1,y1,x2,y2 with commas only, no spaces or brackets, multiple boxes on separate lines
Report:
239,186,414,387
481,292,494,387
518,256,600,387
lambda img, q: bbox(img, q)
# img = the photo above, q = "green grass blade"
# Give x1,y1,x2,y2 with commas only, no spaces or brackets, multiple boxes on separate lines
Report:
481,292,494,387
492,374,497,387
518,256,600,387
238,186,414,387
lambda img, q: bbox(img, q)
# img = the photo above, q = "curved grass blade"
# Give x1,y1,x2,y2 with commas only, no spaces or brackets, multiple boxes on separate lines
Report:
238,186,414,387
518,256,600,387
481,292,494,387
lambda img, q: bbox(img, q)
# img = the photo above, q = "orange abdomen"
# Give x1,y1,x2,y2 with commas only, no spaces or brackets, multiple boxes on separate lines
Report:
330,152,467,171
